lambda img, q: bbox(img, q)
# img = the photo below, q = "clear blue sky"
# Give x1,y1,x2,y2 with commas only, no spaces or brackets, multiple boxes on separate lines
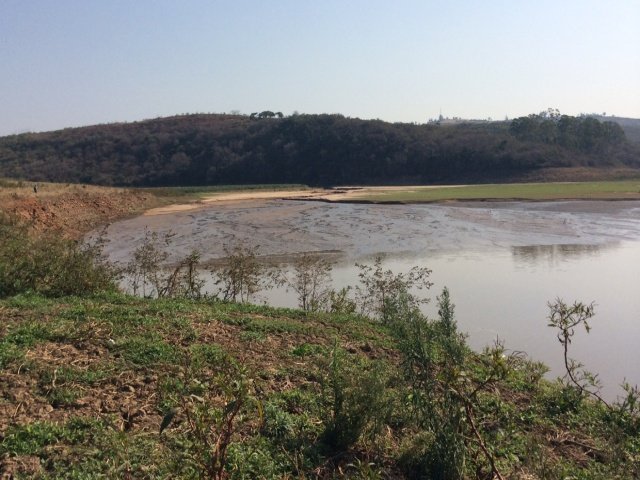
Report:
1,0,639,135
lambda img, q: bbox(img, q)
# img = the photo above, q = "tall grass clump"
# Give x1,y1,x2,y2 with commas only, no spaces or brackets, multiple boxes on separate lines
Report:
0,214,118,297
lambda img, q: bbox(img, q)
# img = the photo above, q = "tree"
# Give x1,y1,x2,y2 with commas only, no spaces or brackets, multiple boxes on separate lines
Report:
210,243,277,303
355,256,432,321
286,253,333,311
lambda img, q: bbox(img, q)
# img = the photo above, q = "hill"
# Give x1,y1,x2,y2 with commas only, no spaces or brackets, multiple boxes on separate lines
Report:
1,112,639,187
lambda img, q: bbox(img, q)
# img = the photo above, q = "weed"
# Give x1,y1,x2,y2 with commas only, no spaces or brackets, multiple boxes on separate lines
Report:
240,330,266,342
115,335,181,366
0,341,23,367
291,343,326,357
168,357,263,480
1,417,103,456
4,322,54,347
320,343,391,451
190,343,228,367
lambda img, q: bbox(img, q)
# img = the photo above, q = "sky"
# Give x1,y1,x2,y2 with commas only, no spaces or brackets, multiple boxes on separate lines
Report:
1,0,639,135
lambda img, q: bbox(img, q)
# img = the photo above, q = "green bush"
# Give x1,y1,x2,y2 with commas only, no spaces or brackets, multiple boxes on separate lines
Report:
320,345,391,451
0,214,118,298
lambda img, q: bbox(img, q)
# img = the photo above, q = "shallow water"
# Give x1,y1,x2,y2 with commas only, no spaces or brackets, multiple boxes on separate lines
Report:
95,200,640,398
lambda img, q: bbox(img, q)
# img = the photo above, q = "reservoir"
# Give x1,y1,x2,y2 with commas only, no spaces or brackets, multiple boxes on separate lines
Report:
96,199,640,398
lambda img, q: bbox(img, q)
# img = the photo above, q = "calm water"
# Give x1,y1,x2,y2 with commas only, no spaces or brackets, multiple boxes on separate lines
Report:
96,200,640,398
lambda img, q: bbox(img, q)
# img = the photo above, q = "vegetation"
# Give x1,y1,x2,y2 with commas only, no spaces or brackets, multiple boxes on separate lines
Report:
1,112,638,187
284,254,334,312
510,109,626,153
0,213,118,297
1,215,639,478
353,180,640,203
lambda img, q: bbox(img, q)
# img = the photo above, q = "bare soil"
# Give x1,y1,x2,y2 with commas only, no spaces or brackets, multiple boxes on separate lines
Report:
0,183,162,239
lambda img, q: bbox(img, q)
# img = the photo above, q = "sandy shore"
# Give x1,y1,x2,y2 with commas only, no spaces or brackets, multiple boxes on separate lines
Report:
143,186,471,215
143,189,331,215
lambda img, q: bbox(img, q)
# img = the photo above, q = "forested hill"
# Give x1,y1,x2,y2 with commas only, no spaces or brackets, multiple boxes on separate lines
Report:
1,112,639,187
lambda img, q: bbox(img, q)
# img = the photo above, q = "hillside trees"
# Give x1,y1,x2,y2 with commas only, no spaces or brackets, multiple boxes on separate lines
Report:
510,110,626,154
0,112,637,187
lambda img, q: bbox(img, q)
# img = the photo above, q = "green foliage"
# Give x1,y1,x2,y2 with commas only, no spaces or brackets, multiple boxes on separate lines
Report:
239,330,266,342
125,229,204,299
0,341,23,368
167,355,263,480
326,286,357,314
547,298,610,407
319,344,391,451
510,109,627,153
291,342,326,357
115,335,181,366
190,343,227,367
1,267,639,478
390,291,467,479
4,321,55,347
1,418,103,456
226,437,291,479
0,214,118,298
355,255,432,321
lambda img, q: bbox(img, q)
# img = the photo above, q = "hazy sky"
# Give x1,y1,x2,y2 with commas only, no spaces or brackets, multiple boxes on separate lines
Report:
1,0,639,135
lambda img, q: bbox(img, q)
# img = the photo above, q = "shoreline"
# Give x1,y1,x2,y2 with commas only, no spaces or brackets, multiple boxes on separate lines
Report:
4,181,640,238
141,182,640,216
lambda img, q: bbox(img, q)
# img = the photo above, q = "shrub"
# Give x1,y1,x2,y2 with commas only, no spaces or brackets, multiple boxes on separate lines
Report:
355,255,432,321
124,229,204,299
319,344,391,451
0,214,118,297
284,253,333,312
210,243,279,303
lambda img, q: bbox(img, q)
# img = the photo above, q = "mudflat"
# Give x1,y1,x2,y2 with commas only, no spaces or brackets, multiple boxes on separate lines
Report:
95,198,640,266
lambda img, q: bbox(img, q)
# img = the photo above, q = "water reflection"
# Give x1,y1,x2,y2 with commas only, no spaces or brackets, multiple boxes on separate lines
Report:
511,243,607,267
98,201,640,400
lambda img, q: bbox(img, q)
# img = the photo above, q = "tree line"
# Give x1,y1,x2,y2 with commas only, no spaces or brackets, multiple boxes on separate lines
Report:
0,112,637,187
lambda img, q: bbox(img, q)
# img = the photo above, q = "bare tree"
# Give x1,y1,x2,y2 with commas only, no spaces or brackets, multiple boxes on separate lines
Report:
211,243,278,303
286,253,333,311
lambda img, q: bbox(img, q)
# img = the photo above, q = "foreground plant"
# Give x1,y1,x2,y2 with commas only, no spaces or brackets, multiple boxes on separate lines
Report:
547,298,611,407
390,288,518,479
161,351,263,479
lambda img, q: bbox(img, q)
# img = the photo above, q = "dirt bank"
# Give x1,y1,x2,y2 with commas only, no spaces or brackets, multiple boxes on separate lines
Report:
0,183,161,239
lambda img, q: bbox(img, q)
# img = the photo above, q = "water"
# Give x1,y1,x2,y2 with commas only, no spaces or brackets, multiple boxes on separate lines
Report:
95,200,640,398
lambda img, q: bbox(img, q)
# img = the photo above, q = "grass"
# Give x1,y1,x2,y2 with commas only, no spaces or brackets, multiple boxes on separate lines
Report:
355,180,640,202
1,293,638,479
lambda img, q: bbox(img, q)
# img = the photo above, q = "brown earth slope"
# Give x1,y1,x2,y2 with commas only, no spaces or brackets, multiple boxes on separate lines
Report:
0,183,162,239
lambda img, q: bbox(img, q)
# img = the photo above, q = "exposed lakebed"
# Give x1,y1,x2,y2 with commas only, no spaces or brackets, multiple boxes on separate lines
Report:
95,199,640,398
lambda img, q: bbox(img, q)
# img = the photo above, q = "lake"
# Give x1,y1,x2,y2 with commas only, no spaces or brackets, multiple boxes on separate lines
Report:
95,199,640,398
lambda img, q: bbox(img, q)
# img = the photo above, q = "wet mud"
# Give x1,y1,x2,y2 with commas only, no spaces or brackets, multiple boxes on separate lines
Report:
94,199,640,266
